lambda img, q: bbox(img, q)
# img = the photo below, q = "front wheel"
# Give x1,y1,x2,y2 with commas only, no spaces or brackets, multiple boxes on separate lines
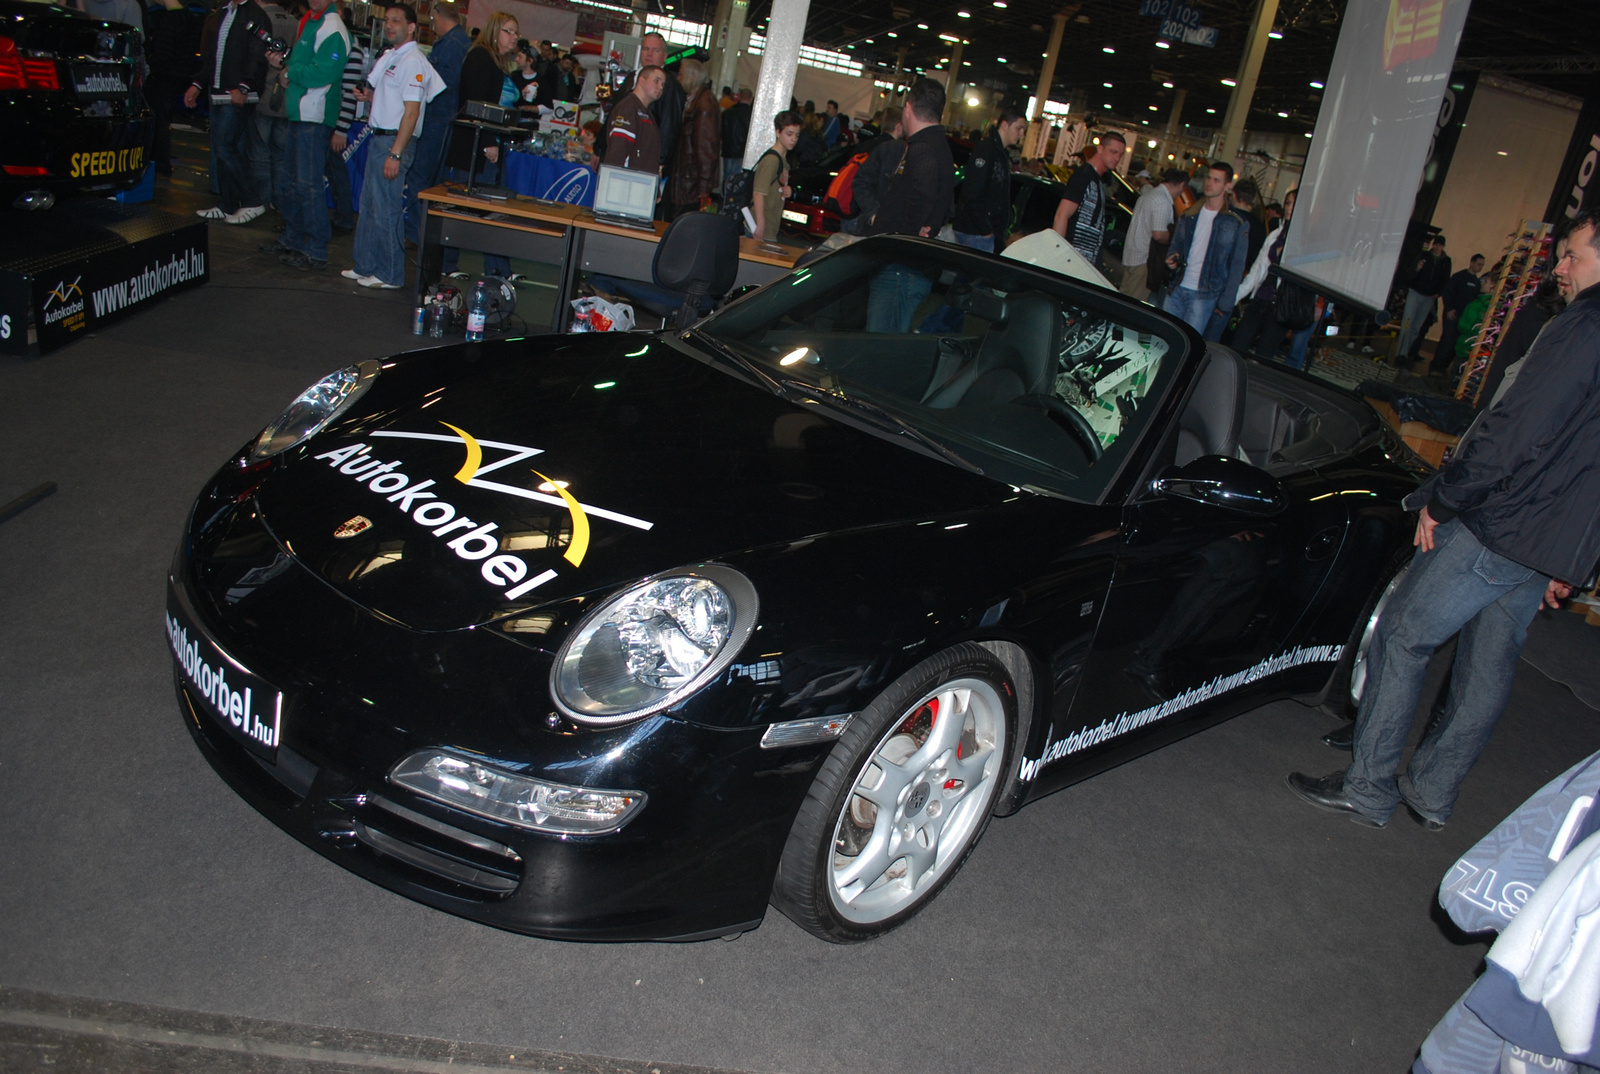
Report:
772,643,1015,942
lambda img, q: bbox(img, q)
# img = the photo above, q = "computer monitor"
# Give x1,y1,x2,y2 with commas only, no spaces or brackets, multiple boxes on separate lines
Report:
594,165,658,222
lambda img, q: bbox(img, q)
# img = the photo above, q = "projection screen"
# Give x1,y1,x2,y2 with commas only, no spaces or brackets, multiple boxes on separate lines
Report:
1281,0,1473,313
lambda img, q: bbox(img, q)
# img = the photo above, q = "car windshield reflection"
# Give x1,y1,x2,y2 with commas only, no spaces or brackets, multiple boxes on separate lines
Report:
696,236,1188,500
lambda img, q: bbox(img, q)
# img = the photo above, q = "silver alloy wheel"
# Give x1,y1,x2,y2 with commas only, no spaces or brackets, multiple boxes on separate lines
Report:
1350,567,1407,708
826,677,1007,925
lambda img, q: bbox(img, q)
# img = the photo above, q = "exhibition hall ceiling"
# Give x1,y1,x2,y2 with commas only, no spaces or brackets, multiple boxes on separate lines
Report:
676,0,1595,134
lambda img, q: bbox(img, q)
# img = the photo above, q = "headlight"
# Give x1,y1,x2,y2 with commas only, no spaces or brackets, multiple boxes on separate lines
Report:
248,360,380,461
390,751,645,834
552,564,759,725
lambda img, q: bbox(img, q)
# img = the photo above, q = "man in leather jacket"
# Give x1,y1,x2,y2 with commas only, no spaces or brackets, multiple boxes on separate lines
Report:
1288,207,1600,831
951,108,1026,253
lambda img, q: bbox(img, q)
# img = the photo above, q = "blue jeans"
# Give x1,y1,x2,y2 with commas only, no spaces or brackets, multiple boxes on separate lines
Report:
865,264,933,333
1343,519,1548,824
404,109,450,244
1164,285,1222,338
437,167,512,278
722,158,742,186
1399,288,1435,355
282,121,332,260
210,103,258,213
953,231,995,253
248,109,288,209
352,133,415,286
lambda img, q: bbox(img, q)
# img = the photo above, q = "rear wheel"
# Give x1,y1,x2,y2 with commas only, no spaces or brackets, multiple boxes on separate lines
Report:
1321,550,1411,717
772,643,1015,943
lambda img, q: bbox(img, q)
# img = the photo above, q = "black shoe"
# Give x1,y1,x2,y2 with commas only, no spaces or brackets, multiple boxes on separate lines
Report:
258,240,290,254
1322,723,1354,750
1285,771,1386,827
1402,804,1445,831
279,250,325,271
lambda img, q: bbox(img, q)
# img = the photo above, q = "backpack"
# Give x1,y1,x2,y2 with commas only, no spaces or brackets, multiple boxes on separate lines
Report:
720,148,781,218
822,150,871,217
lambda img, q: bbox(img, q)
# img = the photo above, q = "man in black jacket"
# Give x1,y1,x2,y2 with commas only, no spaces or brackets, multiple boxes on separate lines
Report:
184,0,271,220
720,87,751,188
1428,252,1486,374
952,107,1026,253
1398,234,1452,358
864,78,954,332
1288,208,1600,830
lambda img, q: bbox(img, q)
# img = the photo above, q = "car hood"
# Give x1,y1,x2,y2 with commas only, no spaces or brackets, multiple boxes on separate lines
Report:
254,334,1012,631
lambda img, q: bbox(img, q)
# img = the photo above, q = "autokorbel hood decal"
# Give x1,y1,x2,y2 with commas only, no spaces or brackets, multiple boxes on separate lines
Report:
307,422,653,606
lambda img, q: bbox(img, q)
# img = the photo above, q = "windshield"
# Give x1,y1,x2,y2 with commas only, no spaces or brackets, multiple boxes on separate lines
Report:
696,236,1187,500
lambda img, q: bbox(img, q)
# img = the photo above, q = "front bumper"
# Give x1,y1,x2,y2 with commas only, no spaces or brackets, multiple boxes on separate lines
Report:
167,493,829,941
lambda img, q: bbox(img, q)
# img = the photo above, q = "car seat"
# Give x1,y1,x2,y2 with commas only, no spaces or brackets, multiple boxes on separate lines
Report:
922,292,1062,408
1174,347,1246,465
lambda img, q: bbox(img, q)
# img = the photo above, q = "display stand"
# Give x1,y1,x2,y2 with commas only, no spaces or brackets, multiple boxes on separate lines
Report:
0,200,208,356
1453,220,1551,406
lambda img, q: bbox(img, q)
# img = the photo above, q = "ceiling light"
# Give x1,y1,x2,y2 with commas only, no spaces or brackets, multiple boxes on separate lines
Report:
1277,111,1288,117
1267,29,1282,38
963,60,971,64
917,22,928,29
1496,150,1508,156
997,57,1007,62
887,31,897,37
865,38,874,43
1102,45,1115,53
1205,107,1215,113
968,96,980,106
1304,132,1312,138
1221,78,1236,86
1148,139,1157,147
957,9,971,16
1103,102,1112,108
993,1,1006,6
940,33,960,41
1162,81,1173,88
1103,81,1113,87
1309,80,1323,88
1155,40,1170,48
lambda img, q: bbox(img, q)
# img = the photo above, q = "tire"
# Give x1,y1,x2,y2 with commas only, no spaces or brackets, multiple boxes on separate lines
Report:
771,643,1016,943
1320,549,1411,718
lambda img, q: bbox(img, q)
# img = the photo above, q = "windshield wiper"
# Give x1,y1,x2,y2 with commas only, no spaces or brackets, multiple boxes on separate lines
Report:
681,329,786,396
779,380,985,475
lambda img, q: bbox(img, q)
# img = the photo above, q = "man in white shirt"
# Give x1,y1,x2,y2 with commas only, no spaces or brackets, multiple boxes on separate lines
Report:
341,2,443,289
1119,168,1188,301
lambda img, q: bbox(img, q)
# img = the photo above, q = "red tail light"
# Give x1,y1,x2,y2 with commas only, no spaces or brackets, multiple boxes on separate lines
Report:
0,36,60,91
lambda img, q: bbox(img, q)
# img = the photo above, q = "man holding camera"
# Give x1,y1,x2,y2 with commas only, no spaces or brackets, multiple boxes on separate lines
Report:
186,0,272,223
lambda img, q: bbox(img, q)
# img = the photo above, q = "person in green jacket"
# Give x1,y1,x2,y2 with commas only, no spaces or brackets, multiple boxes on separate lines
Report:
1454,275,1495,362
273,0,349,270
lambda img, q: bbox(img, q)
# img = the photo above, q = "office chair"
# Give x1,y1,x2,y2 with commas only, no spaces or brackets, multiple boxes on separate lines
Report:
616,212,741,330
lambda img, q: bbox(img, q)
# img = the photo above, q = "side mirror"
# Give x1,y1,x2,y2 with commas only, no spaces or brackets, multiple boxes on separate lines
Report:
1150,454,1287,517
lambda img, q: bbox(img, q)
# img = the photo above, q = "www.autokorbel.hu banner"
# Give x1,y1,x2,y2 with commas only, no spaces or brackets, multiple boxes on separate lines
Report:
26,224,209,354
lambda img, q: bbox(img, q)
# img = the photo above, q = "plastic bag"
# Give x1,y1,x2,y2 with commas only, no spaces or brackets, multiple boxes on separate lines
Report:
569,295,635,333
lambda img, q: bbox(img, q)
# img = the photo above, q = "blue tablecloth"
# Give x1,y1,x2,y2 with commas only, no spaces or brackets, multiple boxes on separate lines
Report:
503,151,595,206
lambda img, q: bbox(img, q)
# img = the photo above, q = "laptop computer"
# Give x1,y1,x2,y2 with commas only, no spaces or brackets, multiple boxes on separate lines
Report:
591,165,659,232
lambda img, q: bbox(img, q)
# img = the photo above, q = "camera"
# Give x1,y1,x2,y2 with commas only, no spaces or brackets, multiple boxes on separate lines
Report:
249,22,289,55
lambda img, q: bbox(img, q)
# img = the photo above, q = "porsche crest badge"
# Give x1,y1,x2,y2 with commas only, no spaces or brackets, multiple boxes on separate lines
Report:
333,516,373,539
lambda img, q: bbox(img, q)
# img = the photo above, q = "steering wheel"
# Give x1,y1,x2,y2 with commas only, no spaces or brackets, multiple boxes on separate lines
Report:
1016,394,1103,461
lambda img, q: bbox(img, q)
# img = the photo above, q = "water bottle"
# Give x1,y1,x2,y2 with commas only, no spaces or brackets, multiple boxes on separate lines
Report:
428,296,446,337
465,280,488,342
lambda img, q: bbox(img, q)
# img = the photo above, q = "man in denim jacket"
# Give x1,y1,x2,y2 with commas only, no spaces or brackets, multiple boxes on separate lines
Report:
1162,161,1248,341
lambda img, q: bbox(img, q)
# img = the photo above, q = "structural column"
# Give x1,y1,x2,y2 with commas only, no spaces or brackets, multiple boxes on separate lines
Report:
1217,0,1278,163
746,0,811,167
1030,11,1068,123
1156,87,1186,165
708,0,734,81
714,0,748,96
940,38,965,125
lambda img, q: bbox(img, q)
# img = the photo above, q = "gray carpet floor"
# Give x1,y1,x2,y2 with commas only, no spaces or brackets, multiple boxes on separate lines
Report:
2,174,1599,1074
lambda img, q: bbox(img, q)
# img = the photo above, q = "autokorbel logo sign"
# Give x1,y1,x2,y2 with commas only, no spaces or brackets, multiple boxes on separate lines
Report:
311,424,654,602
41,277,86,329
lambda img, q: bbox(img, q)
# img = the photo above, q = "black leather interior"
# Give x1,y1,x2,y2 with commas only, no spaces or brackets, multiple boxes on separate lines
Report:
1174,347,1246,465
924,292,1062,409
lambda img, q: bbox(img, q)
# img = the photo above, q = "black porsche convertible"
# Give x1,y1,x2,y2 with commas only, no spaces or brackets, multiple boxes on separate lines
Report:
168,236,1428,943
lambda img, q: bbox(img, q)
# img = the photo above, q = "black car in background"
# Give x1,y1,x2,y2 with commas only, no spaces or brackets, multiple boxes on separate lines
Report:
0,0,152,209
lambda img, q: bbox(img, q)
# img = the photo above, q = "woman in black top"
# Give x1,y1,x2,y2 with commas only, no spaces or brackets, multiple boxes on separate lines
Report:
441,10,519,278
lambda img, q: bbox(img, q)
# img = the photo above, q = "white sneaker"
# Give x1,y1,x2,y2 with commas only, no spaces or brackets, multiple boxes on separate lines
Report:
340,269,371,282
196,206,229,219
360,277,402,290
224,205,265,224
